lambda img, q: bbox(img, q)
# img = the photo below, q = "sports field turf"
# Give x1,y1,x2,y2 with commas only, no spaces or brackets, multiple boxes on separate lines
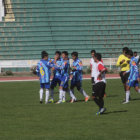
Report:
0,79,140,140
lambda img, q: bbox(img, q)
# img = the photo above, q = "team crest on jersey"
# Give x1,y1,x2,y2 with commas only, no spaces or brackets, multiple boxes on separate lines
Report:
132,61,136,66
79,62,82,66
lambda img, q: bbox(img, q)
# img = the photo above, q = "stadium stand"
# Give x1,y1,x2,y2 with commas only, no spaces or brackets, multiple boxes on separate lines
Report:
0,0,140,71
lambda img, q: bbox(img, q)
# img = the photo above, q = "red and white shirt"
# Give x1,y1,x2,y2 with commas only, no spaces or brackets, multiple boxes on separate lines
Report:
90,58,98,78
94,61,106,84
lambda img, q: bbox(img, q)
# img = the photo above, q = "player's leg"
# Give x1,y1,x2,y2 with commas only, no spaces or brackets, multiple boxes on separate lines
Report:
45,83,50,104
39,83,44,104
77,81,90,102
93,82,106,115
134,81,140,93
49,78,57,103
91,77,95,95
123,81,131,104
56,79,64,104
69,80,77,103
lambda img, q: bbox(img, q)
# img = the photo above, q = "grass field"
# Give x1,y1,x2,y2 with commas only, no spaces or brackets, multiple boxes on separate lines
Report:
0,79,140,140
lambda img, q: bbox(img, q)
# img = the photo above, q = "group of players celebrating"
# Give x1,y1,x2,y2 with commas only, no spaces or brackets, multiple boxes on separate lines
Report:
36,50,107,115
36,47,140,115
116,47,140,104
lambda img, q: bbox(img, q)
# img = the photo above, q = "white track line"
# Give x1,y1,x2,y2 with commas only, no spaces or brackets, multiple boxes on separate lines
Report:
0,77,120,82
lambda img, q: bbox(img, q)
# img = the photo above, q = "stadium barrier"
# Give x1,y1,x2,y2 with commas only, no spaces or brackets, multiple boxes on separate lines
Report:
0,58,118,73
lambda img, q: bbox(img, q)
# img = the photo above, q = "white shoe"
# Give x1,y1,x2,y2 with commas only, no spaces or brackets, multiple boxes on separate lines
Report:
56,100,62,104
122,101,129,104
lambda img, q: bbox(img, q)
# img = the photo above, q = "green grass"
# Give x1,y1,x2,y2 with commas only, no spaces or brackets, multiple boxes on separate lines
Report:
0,79,140,140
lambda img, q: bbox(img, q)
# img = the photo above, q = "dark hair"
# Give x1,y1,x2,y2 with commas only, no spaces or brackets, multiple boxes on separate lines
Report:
55,51,61,56
126,49,133,56
122,47,129,52
94,53,102,61
41,51,48,59
62,51,68,56
71,52,78,57
134,51,137,54
91,50,96,54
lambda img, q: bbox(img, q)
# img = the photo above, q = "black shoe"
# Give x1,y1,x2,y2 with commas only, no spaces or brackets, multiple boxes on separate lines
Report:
40,101,43,104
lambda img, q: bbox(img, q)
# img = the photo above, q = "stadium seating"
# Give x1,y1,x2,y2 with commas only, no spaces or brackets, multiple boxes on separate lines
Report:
0,0,140,60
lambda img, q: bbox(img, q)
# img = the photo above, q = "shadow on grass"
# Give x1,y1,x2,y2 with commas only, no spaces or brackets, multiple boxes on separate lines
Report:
130,98,140,101
103,110,128,115
106,95,119,98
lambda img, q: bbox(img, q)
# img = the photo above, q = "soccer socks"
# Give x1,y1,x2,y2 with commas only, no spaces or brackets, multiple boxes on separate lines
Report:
79,88,88,97
138,89,140,94
45,89,50,104
39,88,43,101
126,90,130,102
59,89,63,102
62,90,66,102
69,89,76,100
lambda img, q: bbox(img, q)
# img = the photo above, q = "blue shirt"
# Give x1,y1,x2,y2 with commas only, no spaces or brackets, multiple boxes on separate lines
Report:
52,58,63,78
36,59,53,83
71,58,83,81
55,58,70,78
128,56,139,81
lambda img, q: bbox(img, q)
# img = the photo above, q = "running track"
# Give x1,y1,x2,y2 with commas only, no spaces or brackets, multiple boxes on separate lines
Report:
0,74,120,82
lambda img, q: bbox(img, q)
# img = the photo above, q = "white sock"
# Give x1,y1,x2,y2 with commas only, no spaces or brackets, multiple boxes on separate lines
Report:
69,89,76,100
138,89,140,94
126,90,130,102
80,88,88,97
62,90,66,101
45,89,49,103
39,88,43,101
50,89,54,100
59,89,63,102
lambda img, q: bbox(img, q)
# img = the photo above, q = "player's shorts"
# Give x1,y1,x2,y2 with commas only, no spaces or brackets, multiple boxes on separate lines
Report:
92,82,106,98
70,79,82,91
120,71,130,84
40,83,50,89
60,76,69,89
126,80,139,87
50,77,61,89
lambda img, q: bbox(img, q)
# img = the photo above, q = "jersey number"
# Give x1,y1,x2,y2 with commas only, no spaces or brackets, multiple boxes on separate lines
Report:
40,67,45,76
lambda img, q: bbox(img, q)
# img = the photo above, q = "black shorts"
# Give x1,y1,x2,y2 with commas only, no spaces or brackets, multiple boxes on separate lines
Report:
70,80,82,91
92,82,106,98
120,71,130,84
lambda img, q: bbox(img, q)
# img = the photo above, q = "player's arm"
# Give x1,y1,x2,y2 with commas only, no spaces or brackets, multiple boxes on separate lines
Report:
36,64,40,77
71,61,83,71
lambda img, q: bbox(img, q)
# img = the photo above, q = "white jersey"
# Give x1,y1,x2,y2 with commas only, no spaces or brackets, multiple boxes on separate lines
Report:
90,58,98,78
94,61,106,84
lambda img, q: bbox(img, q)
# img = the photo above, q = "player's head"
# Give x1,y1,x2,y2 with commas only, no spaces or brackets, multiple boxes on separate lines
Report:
134,51,137,57
71,52,78,60
41,51,48,60
94,53,102,62
62,51,68,60
126,49,133,58
122,47,129,55
55,51,61,59
91,50,96,58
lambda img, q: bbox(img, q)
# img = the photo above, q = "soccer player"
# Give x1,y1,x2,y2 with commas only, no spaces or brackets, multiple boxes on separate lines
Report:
92,53,107,115
90,50,97,96
116,47,130,91
55,51,70,104
123,50,140,104
49,51,62,103
134,51,140,65
69,52,90,103
36,51,54,104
